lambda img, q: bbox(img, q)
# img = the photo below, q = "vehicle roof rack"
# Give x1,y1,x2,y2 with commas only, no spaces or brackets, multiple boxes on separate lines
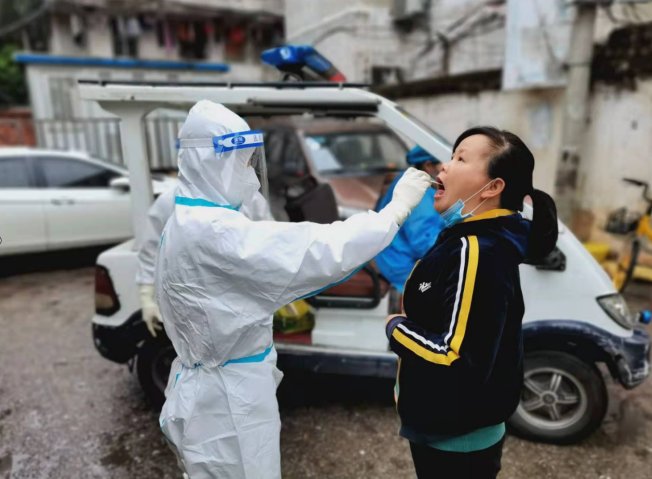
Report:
77,79,370,89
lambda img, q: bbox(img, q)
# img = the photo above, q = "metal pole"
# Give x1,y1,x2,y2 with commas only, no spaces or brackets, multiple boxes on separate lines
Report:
106,120,115,162
92,119,101,159
553,3,597,224
157,117,166,170
98,104,154,249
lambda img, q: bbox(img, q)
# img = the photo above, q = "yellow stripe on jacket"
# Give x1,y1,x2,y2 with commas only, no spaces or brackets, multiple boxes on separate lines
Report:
391,235,479,366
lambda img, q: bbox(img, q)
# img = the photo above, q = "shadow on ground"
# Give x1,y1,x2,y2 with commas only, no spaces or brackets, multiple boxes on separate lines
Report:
0,245,111,278
278,370,396,410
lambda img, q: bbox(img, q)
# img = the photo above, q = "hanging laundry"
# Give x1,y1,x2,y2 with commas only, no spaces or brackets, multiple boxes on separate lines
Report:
70,14,85,46
126,17,142,38
225,24,247,61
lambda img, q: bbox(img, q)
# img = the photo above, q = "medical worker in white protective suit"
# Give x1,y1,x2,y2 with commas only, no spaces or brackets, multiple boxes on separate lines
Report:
136,184,272,337
155,100,432,479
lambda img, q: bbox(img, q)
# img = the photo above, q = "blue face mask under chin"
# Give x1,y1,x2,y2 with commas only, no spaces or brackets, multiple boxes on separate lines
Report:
440,199,470,228
440,180,495,229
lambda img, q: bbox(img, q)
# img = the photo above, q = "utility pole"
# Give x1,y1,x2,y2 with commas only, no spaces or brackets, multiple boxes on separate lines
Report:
554,2,597,224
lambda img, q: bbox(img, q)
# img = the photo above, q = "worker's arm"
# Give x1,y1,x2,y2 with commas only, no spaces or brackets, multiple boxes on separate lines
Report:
136,187,176,285
136,187,176,336
210,168,431,310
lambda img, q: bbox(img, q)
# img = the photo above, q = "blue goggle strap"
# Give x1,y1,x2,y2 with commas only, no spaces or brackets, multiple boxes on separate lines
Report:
176,130,264,153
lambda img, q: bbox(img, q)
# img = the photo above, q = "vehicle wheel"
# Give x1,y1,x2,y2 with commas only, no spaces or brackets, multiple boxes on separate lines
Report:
509,351,607,444
136,334,176,409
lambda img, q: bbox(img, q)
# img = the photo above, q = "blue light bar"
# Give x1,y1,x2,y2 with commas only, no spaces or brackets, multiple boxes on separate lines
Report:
262,45,331,74
261,45,346,81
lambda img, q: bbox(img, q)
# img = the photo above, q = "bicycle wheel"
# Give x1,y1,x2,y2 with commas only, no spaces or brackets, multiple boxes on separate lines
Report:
614,238,640,293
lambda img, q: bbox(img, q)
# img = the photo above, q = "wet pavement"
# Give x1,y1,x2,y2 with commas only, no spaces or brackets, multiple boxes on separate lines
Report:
0,252,651,479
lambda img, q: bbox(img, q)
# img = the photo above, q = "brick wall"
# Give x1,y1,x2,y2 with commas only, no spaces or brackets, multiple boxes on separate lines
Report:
0,108,36,147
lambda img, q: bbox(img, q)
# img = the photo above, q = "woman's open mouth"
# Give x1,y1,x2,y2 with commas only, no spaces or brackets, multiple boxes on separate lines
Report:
434,176,445,199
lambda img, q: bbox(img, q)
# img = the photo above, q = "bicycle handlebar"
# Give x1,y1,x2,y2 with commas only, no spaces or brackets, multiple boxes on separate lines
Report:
622,177,652,203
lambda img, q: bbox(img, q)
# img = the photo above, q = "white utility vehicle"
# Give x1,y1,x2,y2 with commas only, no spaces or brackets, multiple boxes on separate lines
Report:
84,80,650,445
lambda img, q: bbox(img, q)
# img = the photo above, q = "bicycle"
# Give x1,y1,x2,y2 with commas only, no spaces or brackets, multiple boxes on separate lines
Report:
608,178,652,293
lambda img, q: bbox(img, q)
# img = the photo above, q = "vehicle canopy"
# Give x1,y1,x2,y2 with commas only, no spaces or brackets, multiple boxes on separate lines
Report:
77,80,452,247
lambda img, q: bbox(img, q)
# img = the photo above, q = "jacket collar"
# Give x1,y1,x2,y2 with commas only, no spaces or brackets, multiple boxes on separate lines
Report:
463,208,516,224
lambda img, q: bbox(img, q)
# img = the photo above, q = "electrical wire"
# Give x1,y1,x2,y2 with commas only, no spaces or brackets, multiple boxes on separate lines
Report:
532,0,565,68
0,0,51,38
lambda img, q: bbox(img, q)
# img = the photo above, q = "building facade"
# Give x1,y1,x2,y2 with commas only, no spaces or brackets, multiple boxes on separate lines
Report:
286,0,652,241
11,0,285,168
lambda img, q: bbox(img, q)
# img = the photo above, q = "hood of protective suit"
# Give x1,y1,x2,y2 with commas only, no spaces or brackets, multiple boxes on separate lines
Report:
176,100,260,208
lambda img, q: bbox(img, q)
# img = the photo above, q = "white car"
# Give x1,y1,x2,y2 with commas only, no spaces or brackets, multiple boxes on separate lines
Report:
0,148,174,255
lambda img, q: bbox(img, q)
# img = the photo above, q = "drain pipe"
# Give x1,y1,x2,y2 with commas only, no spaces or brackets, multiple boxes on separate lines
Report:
554,3,597,224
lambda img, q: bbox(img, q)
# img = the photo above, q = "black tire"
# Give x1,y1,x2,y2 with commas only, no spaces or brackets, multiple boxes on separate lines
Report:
619,238,641,293
508,351,607,444
136,333,176,409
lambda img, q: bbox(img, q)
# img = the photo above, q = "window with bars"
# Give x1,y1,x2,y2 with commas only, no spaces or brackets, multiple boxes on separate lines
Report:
49,77,75,119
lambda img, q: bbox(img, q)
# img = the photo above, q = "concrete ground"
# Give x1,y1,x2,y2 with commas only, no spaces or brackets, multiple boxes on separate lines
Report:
0,250,650,479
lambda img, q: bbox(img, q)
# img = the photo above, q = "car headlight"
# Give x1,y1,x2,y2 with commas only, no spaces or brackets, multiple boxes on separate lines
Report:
597,294,635,330
338,205,367,219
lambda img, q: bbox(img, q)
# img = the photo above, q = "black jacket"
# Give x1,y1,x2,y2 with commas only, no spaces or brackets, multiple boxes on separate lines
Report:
386,209,530,437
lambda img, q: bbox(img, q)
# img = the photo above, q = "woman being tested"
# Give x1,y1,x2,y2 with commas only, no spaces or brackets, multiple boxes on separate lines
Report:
385,127,558,478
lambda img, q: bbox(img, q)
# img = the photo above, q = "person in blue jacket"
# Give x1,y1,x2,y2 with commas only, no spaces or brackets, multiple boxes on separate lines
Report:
375,145,445,292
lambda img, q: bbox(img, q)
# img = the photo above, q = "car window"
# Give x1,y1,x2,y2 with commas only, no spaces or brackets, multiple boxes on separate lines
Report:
37,157,121,188
305,131,407,175
377,134,408,165
282,133,307,177
0,157,32,188
263,130,286,180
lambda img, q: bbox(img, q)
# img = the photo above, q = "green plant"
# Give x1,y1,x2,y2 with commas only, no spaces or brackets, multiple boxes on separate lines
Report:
0,44,27,106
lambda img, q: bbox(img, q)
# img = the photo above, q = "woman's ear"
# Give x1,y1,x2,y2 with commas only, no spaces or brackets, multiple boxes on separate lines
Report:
481,178,505,200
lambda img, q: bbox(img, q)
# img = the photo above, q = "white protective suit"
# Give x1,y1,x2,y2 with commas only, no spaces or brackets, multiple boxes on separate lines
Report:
136,186,272,336
155,100,431,479
136,186,272,286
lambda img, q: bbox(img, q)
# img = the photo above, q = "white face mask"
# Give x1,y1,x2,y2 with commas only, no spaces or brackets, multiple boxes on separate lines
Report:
231,164,261,207
440,180,495,228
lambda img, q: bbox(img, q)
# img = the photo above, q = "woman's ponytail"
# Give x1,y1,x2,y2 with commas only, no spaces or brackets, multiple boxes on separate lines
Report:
527,189,558,260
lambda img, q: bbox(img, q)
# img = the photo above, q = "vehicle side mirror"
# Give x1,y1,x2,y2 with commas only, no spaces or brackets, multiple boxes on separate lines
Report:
524,246,566,271
109,176,130,192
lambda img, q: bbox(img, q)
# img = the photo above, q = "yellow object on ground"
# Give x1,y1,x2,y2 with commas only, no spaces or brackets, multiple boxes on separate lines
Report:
583,242,611,263
633,264,652,282
603,259,652,288
273,299,315,334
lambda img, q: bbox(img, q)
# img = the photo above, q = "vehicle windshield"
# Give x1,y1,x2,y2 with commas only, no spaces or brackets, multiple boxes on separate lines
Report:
305,131,408,175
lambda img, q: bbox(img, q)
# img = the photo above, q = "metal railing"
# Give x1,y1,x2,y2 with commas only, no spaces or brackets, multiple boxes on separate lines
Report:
34,118,123,165
33,117,184,170
144,117,184,170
